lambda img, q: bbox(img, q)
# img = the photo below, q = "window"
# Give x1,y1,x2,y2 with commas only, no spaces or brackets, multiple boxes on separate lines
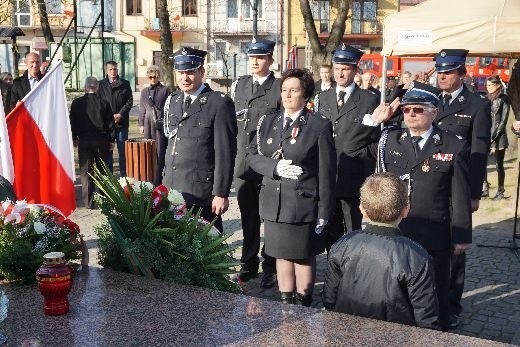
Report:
183,0,197,16
352,0,377,33
215,42,227,62
227,0,263,19
45,0,62,15
14,0,31,27
352,0,376,21
126,0,142,15
311,0,330,33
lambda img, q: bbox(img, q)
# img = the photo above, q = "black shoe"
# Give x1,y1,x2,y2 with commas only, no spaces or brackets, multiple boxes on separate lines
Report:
447,314,460,330
492,189,505,200
280,291,294,304
260,272,277,288
294,292,313,307
232,270,258,283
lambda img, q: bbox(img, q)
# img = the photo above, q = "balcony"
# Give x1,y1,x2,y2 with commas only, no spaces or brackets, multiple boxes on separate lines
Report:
211,18,276,36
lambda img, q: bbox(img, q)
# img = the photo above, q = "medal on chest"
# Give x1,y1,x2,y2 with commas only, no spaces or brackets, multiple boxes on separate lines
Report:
422,159,430,173
290,127,299,144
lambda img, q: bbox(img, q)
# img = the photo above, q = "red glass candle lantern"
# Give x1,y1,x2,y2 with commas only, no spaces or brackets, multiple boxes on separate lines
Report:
35,252,73,315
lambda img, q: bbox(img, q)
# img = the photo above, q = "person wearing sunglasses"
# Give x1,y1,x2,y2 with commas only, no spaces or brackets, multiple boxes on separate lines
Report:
138,65,171,186
361,81,472,331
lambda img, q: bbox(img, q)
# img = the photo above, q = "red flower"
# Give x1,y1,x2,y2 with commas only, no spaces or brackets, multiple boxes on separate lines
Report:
151,185,169,213
123,185,132,201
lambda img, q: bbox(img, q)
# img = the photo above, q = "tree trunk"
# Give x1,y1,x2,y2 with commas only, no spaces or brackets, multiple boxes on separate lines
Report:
36,0,55,44
157,0,175,90
299,0,349,75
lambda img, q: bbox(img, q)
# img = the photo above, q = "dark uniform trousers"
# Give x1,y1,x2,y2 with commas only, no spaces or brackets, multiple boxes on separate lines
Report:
315,85,379,250
163,85,238,233
435,86,491,316
233,73,280,273
377,127,471,329
79,139,110,208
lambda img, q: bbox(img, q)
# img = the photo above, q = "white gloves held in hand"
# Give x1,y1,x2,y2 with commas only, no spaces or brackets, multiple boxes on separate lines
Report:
275,160,303,180
315,219,327,235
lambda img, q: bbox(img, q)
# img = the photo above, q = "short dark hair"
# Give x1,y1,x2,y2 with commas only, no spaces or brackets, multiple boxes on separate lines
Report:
280,68,315,101
487,75,502,85
105,61,118,67
320,64,332,69
456,65,467,76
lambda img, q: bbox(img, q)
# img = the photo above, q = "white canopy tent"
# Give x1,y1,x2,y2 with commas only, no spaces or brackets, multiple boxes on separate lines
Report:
382,0,520,57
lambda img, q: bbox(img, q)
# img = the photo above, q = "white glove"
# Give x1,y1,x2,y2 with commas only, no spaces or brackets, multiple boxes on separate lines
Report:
275,159,303,180
315,219,327,235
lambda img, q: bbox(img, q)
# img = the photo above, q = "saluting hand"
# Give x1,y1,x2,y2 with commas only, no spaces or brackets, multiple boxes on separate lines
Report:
370,98,401,124
453,243,471,255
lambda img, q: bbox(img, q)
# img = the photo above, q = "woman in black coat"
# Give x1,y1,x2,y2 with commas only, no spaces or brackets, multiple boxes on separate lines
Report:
484,75,509,200
246,69,336,306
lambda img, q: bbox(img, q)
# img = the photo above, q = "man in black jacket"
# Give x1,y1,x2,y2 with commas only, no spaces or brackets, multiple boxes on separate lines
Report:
315,44,379,250
10,52,44,110
97,60,133,177
70,77,115,208
163,47,237,232
323,172,439,329
231,38,280,287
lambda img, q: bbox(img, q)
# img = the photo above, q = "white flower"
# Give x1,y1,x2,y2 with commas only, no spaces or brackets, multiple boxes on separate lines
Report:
167,188,184,206
0,289,8,323
118,177,137,188
4,213,22,224
34,221,47,234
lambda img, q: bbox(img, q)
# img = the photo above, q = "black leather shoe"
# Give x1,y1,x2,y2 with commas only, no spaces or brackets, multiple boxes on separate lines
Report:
447,314,460,330
294,292,313,307
232,270,258,283
280,292,294,304
260,272,277,288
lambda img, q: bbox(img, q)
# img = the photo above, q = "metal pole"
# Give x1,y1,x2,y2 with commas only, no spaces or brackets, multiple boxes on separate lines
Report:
252,0,258,38
101,0,105,77
381,55,388,104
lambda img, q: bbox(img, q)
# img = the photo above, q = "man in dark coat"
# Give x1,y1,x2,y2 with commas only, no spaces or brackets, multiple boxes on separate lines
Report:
323,172,439,329
315,44,379,250
163,47,237,232
365,82,472,331
432,49,491,329
231,38,280,287
70,77,115,208
97,60,133,177
10,52,44,110
312,64,335,99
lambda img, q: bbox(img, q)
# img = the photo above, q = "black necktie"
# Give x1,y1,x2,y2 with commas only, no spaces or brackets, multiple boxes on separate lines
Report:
442,94,452,111
412,136,422,158
283,117,292,132
253,81,260,94
337,90,346,109
184,96,192,113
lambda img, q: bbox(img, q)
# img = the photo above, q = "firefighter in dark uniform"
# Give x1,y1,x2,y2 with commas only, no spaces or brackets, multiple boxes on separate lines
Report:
246,68,336,306
364,82,472,330
433,49,491,329
231,38,281,287
163,47,238,232
314,44,379,250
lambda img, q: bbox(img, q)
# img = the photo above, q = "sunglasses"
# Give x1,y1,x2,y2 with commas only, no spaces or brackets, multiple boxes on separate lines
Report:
402,106,430,114
148,76,158,80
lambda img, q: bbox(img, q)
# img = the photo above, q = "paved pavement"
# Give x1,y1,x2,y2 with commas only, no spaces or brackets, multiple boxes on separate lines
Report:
70,183,520,345
69,92,520,345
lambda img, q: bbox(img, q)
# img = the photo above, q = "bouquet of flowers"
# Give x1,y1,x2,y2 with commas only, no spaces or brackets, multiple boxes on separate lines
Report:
92,164,240,293
0,200,83,284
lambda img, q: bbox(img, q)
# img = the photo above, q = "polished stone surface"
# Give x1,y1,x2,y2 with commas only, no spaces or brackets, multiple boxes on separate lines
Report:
2,267,509,346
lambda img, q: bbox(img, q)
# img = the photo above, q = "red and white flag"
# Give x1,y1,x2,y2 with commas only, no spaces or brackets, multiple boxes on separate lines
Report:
0,100,14,183
6,61,76,216
287,45,298,70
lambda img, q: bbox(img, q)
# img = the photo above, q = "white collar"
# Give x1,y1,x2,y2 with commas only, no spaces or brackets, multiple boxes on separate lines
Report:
184,84,206,101
410,126,434,149
443,84,463,103
253,73,269,86
336,82,355,95
284,108,305,123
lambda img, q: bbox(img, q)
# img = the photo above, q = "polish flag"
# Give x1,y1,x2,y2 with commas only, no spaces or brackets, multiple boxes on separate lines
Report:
287,45,298,70
6,61,76,216
0,101,14,183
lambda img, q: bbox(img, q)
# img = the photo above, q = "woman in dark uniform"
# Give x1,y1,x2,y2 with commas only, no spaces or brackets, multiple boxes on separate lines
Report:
246,69,336,306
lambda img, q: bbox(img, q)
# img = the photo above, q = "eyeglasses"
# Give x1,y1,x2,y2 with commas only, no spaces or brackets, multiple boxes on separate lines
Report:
148,76,158,80
402,106,430,114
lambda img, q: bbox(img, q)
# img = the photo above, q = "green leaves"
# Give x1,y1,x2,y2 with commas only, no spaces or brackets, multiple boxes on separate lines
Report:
93,166,240,293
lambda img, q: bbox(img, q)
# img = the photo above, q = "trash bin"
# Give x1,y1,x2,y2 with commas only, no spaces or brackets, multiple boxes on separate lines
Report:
125,139,157,182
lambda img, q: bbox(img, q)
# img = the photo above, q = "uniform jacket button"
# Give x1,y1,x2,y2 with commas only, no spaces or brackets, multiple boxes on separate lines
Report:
179,124,183,127
173,166,176,170
438,121,443,125
175,152,178,155
411,168,416,173
276,187,280,191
